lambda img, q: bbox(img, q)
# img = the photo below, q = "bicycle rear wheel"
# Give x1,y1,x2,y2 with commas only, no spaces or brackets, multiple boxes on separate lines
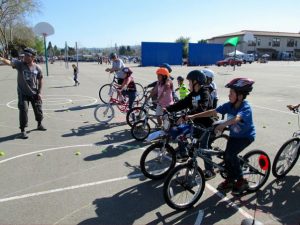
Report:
135,83,145,102
140,142,176,180
242,149,271,192
99,84,116,104
126,107,147,127
131,120,150,141
163,164,205,210
272,138,299,178
94,104,115,123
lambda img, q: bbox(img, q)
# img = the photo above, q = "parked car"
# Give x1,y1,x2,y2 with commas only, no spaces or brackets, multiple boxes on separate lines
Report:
238,54,254,64
216,57,243,67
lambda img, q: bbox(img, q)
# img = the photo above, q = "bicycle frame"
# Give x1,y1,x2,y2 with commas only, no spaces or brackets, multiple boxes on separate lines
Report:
186,124,266,177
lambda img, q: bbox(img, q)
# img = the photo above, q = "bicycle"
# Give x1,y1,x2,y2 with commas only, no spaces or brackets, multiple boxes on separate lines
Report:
98,72,145,104
125,87,156,127
140,113,229,180
163,121,271,210
272,107,300,178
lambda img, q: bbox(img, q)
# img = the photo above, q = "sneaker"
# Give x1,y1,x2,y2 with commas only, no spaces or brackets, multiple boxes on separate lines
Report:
204,170,216,181
217,179,234,192
17,131,28,139
37,124,47,131
232,178,249,195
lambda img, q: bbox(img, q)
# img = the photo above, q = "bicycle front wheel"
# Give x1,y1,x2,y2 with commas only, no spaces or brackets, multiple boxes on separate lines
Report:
99,84,116,104
163,164,205,210
135,83,145,102
94,104,115,123
242,149,271,192
272,138,299,178
126,107,147,127
131,120,150,141
140,142,176,180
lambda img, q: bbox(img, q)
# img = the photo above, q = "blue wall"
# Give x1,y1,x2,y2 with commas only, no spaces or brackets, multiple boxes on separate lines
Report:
141,42,183,66
189,43,224,66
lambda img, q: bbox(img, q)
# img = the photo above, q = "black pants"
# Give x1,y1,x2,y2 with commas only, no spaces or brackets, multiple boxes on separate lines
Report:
18,94,43,130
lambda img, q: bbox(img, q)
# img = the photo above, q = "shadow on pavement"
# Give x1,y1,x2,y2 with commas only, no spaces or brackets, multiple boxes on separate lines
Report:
77,179,166,225
61,122,127,137
234,175,300,225
84,140,146,161
55,104,98,112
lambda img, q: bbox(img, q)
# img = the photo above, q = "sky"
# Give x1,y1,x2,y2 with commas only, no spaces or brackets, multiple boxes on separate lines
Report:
28,0,300,48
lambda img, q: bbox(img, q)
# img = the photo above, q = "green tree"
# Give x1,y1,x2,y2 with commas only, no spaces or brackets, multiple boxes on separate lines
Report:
53,45,60,56
118,45,127,55
0,0,41,57
198,39,207,44
34,36,44,55
176,36,190,59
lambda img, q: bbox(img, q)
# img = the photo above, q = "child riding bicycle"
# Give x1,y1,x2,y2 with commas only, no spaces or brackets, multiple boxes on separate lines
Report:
186,77,256,195
167,70,215,180
118,67,137,110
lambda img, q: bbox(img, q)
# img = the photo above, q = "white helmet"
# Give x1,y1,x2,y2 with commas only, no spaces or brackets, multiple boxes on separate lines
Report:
202,69,215,79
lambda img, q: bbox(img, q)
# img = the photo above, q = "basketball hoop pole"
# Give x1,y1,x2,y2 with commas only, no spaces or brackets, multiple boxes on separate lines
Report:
43,34,49,76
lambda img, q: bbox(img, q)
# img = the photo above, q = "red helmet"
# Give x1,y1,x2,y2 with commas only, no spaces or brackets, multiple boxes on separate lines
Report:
156,67,170,77
225,78,254,93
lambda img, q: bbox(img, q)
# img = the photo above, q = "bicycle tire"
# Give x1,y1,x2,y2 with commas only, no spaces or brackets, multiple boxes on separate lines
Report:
163,164,205,210
126,107,147,127
272,137,299,178
94,104,115,123
209,134,229,179
131,120,150,141
242,149,271,192
135,83,145,102
99,84,115,104
140,142,176,180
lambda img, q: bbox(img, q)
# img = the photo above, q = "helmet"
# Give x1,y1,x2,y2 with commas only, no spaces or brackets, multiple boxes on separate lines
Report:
202,69,215,79
160,63,172,73
177,76,184,81
186,70,206,85
122,67,133,75
23,47,37,56
156,67,170,77
109,52,117,59
225,78,254,93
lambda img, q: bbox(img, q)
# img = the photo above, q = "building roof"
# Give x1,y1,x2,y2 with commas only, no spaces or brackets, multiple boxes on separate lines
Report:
211,30,300,39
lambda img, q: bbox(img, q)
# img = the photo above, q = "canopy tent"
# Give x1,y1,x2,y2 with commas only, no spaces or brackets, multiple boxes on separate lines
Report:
228,50,245,56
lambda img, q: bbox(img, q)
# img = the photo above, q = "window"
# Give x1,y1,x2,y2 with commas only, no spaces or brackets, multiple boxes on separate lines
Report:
295,41,298,47
272,38,280,47
257,39,261,46
287,39,295,47
248,37,256,46
269,41,272,46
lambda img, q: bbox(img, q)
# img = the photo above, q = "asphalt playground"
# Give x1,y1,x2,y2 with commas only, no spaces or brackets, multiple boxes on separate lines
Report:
0,61,299,225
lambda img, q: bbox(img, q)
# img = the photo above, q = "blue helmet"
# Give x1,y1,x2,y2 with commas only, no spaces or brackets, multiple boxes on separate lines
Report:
160,63,172,73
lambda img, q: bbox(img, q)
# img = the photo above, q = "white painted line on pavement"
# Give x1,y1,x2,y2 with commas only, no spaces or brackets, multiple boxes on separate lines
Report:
0,144,94,164
206,183,254,220
0,173,143,203
252,105,293,115
0,143,146,164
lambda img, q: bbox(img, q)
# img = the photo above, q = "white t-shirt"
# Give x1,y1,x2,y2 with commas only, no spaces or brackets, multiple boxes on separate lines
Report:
112,59,126,79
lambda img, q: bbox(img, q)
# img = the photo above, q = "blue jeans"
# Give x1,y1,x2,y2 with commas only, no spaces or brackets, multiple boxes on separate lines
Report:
224,137,254,180
122,90,136,110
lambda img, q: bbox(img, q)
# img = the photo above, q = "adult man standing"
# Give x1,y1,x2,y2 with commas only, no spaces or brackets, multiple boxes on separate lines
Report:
0,47,46,139
105,53,125,84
